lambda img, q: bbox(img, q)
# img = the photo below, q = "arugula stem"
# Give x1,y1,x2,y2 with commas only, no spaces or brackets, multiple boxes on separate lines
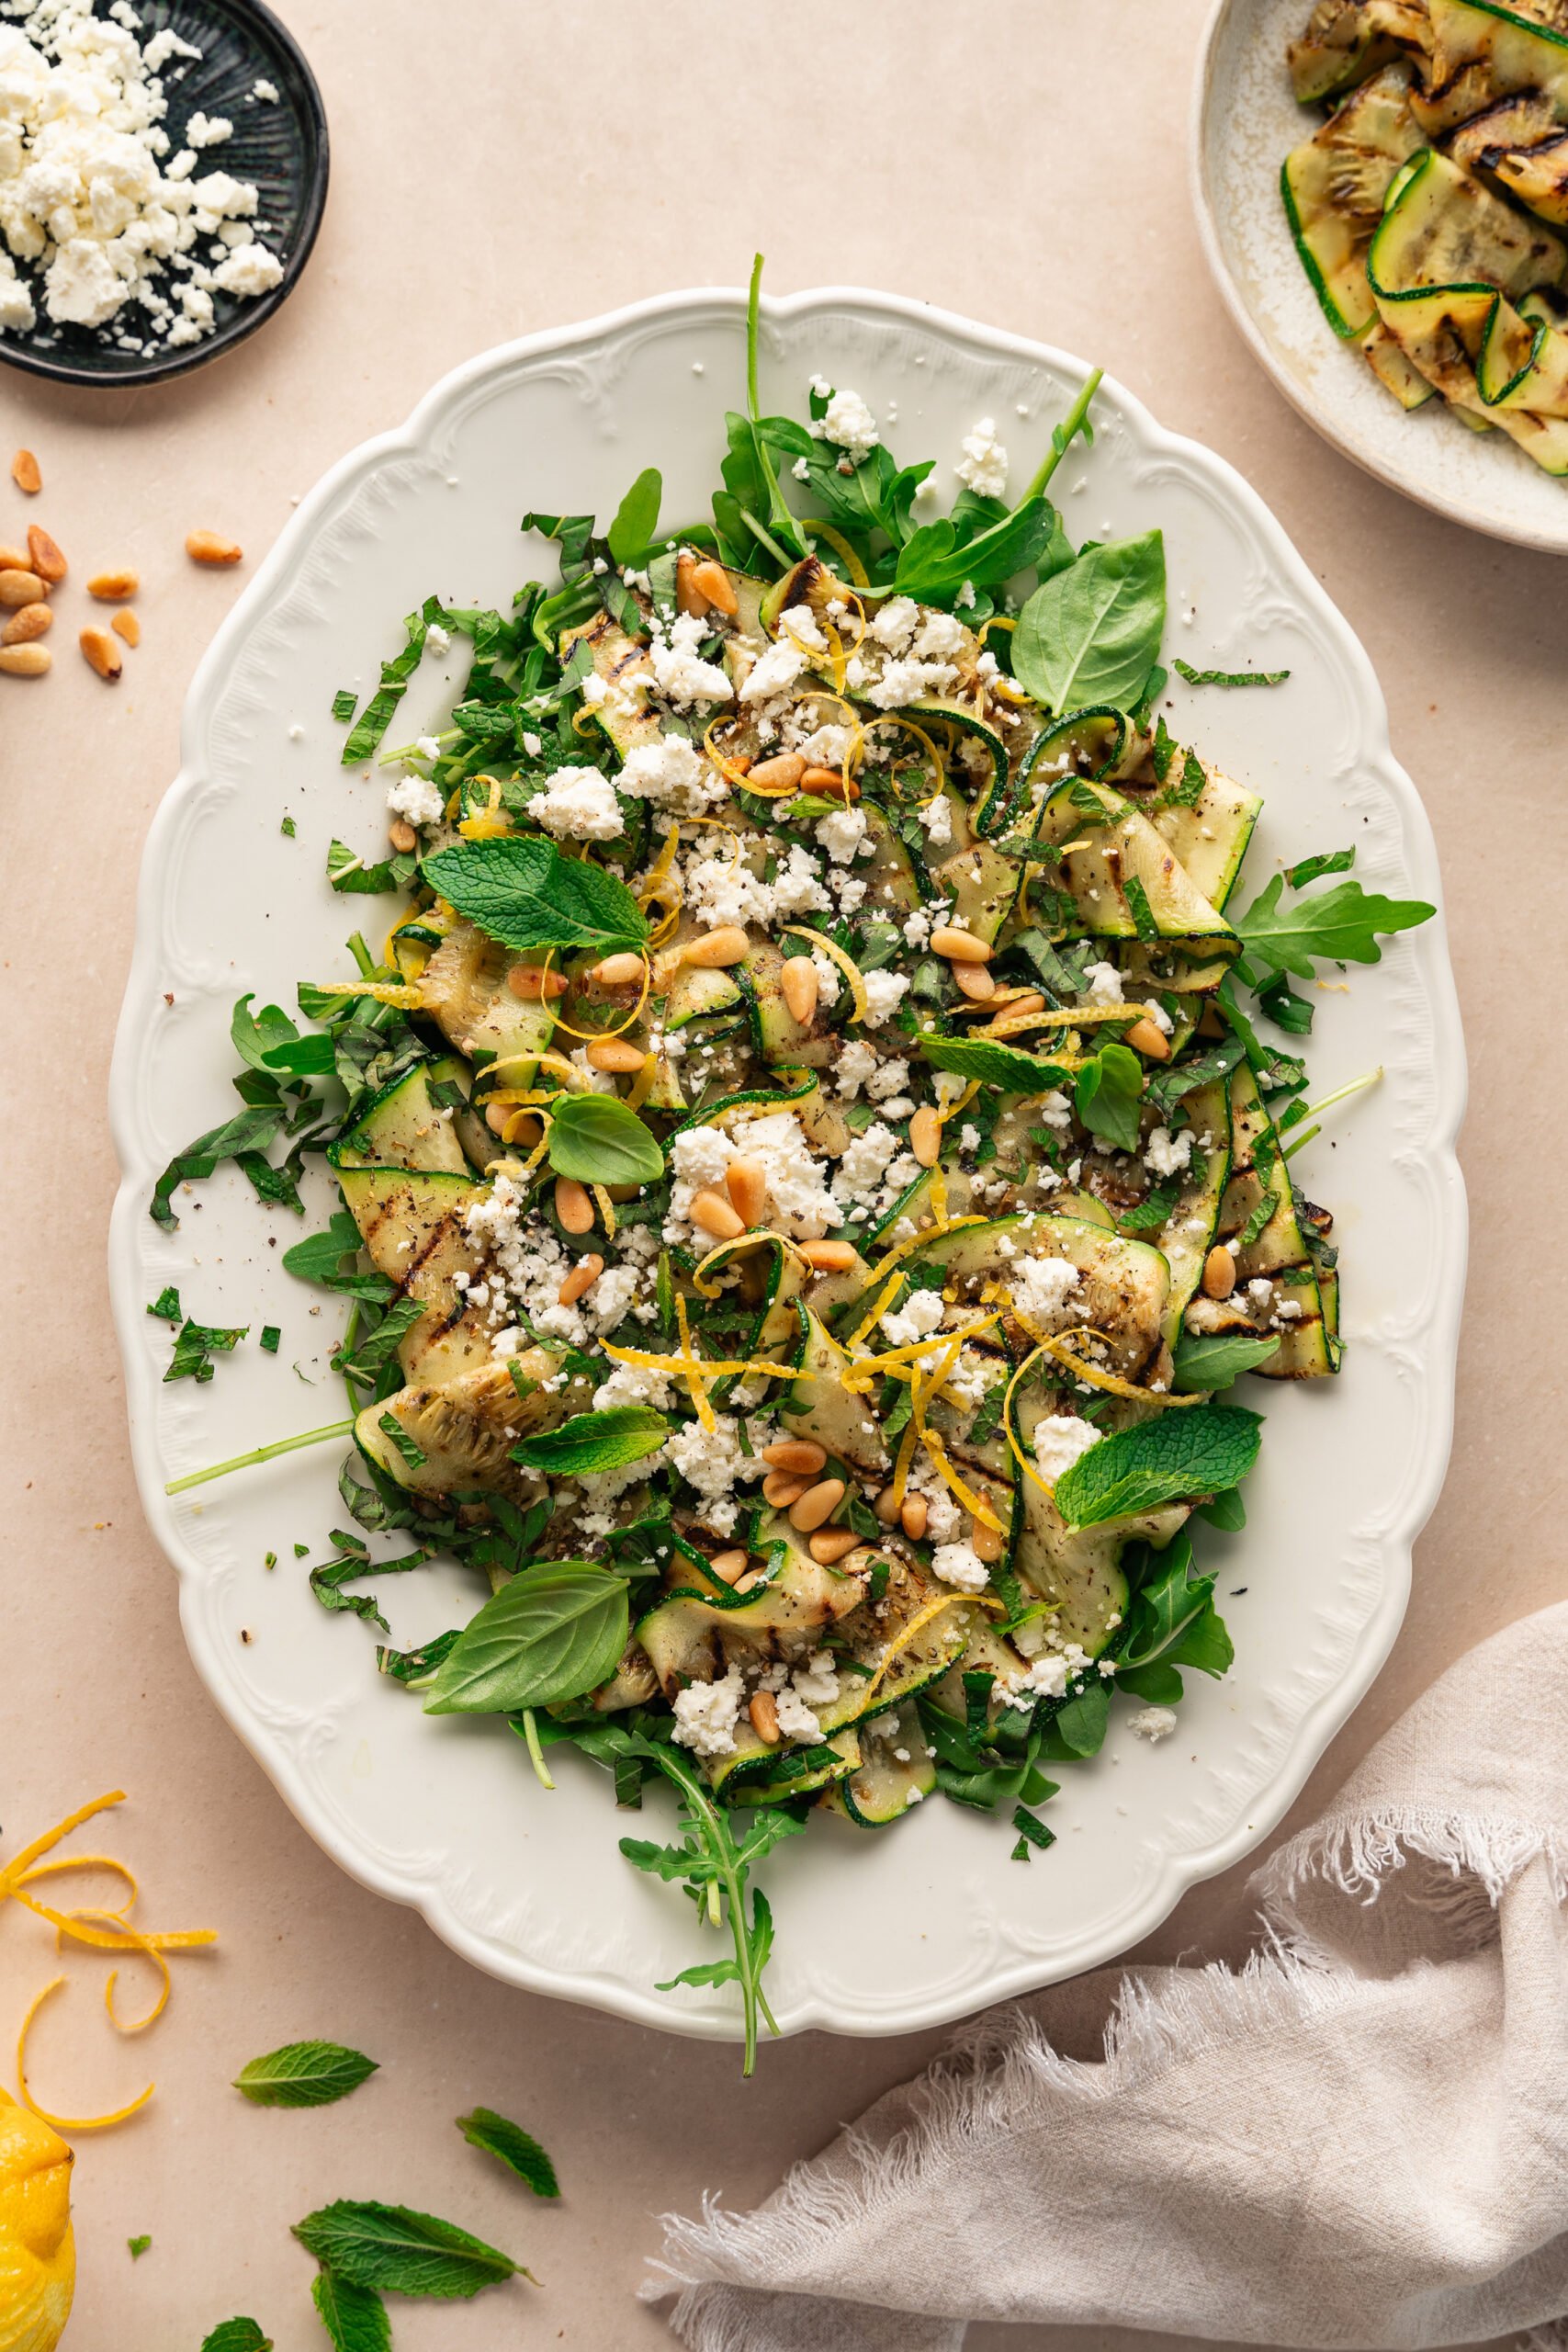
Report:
1281,1066,1382,1159
741,509,794,570
339,1301,362,1415
346,931,376,979
165,1419,355,1496
1026,369,1103,501
746,252,764,422
521,1710,556,1792
652,1746,766,2076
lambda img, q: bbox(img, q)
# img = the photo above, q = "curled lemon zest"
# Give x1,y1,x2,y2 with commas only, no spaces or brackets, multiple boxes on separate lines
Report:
1002,1344,1060,1499
637,823,683,910
852,1214,985,1298
780,925,867,1024
691,1228,810,1300
591,1184,617,1240
626,1055,658,1112
17,1976,154,2132
315,978,425,1009
799,520,870,587
844,1271,907,1358
674,1293,716,1432
919,1428,1005,1533
600,1339,796,1383
858,1592,974,1706
703,718,761,792
1009,1312,1203,1409
457,775,510,841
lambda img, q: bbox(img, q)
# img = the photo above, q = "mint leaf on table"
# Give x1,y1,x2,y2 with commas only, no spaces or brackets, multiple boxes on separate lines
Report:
1171,1330,1281,1392
310,2269,390,2352
917,1034,1072,1096
332,688,357,723
1052,1404,1262,1529
1233,874,1434,982
456,2107,561,2199
1011,529,1166,713
510,1407,670,1476
1172,659,1290,687
200,2324,272,2352
291,2201,522,2299
422,1565,630,1716
423,837,647,958
546,1092,664,1185
1073,1042,1144,1154
233,2040,378,2109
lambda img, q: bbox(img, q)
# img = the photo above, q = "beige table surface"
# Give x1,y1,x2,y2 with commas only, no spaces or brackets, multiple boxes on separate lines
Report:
2,2,1562,2346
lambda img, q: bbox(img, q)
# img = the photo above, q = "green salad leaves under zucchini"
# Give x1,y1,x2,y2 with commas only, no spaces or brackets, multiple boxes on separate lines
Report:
1282,0,1568,469
156,262,1433,2071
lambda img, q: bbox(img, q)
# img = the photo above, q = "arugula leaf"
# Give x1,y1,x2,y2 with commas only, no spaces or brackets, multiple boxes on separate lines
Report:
291,2201,519,2299
892,496,1057,603
547,1093,663,1186
917,1033,1071,1096
1171,1330,1280,1392
457,2108,561,2199
310,2270,389,2352
1011,530,1166,713
1053,1404,1262,1528
1283,847,1355,888
231,993,302,1075
234,2041,378,2109
1173,659,1290,687
1074,1042,1144,1153
151,1104,287,1229
1120,1538,1234,1679
1234,874,1434,981
607,468,661,567
510,1406,670,1475
423,1565,629,1714
284,1212,394,1303
340,596,451,765
423,837,646,958
200,2324,272,2352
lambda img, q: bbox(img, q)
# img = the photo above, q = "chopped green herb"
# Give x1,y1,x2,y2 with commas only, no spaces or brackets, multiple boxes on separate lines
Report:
260,1325,281,1354
1173,659,1291,687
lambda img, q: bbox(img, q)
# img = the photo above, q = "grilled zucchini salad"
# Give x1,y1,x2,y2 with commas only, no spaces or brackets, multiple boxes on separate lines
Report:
1283,0,1568,469
157,266,1433,2069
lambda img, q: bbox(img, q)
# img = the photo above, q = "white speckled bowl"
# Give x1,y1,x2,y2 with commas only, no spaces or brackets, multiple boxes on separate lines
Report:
1193,0,1568,554
109,288,1466,2044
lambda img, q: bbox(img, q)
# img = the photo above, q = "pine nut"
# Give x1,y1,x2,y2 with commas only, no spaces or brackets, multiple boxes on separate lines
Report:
780,957,819,1024
875,1484,902,1524
1124,1016,1170,1062
484,1100,513,1136
0,570,46,607
969,1512,1005,1563
748,752,805,792
80,626,122,681
749,1689,781,1744
930,926,992,964
799,1239,857,1273
0,602,51,645
675,550,704,615
591,952,645,989
507,963,570,1001
953,964,996,1001
1202,1244,1236,1300
88,566,139,600
0,643,51,676
186,530,243,566
586,1035,647,1073
555,1177,594,1234
689,559,738,616
996,989,1046,1017
762,1471,807,1508
27,526,65,583
691,1189,745,1241
10,448,40,494
0,546,28,570
726,1156,767,1227
111,610,141,647
732,1568,765,1594
909,1105,942,1168
788,1476,845,1532
799,764,858,797
761,1439,827,1476
707,1548,750,1583
682,926,750,968
809,1528,862,1564
900,1494,929,1540
557,1251,604,1306
388,818,418,854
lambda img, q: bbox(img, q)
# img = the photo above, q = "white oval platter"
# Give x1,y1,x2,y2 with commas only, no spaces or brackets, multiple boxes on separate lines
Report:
108,287,1466,2042
1193,0,1568,556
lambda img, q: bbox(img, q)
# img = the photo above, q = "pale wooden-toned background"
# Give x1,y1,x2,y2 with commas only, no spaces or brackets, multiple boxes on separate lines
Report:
2,3,1560,2346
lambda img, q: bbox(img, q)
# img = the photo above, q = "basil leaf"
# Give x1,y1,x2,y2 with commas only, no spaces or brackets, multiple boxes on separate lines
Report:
606,468,662,566
1171,1331,1281,1391
1053,1404,1262,1529
456,2106,561,2199
917,1034,1072,1096
423,1564,630,1714
1233,874,1435,982
310,2271,389,2352
291,2201,518,2299
1173,659,1290,687
1012,530,1166,713
1073,1042,1144,1154
423,838,647,958
233,2041,378,2109
547,1092,663,1186
510,1406,669,1475
200,2324,272,2352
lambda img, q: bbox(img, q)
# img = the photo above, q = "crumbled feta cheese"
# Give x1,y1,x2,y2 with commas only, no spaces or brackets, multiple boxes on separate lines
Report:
880,1287,947,1351
815,805,866,866
186,110,232,146
956,416,1009,499
869,597,918,652
647,611,733,710
931,1541,990,1593
618,730,727,816
919,794,953,845
810,383,879,463
831,1121,903,1215
665,1114,837,1248
209,240,283,297
672,1667,745,1757
1144,1126,1193,1179
1129,1705,1179,1744
526,764,623,842
739,635,807,707
864,655,960,712
1031,1413,1103,1483
252,77,279,102
777,604,828,653
834,1040,878,1100
424,623,451,658
594,1359,675,1412
1082,960,1125,1007
664,1413,761,1536
386,773,445,830
866,1057,911,1102
910,608,967,662
860,969,909,1027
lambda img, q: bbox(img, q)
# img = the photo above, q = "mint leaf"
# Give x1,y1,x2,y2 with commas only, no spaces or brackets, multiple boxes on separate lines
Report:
1053,1404,1262,1528
1012,530,1166,713
423,1564,630,1715
200,2325,272,2352
336,1297,424,1380
510,1407,670,1476
128,2234,151,2258
332,688,357,722
151,1104,287,1229
340,596,450,765
1074,1042,1143,1154
456,2107,561,2199
547,1092,663,1185
423,836,645,958
1173,659,1289,687
1171,1331,1281,1392
311,2270,390,2352
606,468,661,566
164,1317,249,1385
283,1213,394,1302
1234,874,1434,981
234,2041,378,2109
917,1034,1072,1097
291,2202,519,2300
148,1285,182,1322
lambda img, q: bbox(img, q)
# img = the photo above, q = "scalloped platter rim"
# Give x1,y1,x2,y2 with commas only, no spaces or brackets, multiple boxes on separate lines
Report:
107,287,1467,2042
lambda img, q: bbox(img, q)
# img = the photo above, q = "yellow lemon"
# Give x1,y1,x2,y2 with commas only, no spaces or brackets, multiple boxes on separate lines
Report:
0,2090,74,2352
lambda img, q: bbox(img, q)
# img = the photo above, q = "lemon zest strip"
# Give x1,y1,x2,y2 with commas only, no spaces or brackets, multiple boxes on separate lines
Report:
17,1976,153,2132
919,1428,1006,1533
779,925,867,1024
690,1229,810,1301
852,1215,986,1299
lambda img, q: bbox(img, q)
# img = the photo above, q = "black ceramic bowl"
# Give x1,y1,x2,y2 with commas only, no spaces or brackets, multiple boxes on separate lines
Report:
0,0,328,388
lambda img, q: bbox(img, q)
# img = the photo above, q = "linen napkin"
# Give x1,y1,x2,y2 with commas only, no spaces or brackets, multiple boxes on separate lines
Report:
647,1600,1568,2351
